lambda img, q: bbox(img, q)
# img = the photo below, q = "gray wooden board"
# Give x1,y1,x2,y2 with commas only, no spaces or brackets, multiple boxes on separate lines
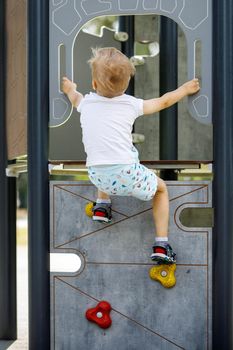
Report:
50,181,212,350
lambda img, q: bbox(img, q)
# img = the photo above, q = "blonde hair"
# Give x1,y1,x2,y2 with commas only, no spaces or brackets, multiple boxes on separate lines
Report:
88,47,135,98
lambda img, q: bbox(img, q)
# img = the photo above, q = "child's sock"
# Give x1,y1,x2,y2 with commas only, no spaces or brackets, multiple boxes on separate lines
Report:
155,236,168,244
96,198,111,204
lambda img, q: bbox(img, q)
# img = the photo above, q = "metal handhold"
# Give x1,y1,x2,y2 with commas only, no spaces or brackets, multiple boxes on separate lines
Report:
130,56,145,66
132,133,145,144
114,31,129,42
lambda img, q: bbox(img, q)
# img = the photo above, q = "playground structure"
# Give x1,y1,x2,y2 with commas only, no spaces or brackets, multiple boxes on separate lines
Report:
0,0,233,349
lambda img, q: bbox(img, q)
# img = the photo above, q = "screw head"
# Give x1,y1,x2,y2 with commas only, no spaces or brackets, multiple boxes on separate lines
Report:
161,270,168,277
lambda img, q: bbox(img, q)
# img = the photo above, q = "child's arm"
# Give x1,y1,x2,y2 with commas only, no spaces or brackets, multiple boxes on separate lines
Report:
143,78,200,115
62,77,83,108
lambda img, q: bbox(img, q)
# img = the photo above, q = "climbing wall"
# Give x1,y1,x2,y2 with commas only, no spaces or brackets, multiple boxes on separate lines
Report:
50,181,212,350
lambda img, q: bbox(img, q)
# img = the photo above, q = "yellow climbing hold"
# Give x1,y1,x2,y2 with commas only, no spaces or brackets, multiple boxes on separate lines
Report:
149,264,176,288
85,202,94,217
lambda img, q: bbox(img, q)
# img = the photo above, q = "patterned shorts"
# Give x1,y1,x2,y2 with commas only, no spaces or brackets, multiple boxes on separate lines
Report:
88,163,157,201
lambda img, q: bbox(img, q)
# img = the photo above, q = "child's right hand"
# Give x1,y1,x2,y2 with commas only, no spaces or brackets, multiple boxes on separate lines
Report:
62,77,77,94
182,78,200,95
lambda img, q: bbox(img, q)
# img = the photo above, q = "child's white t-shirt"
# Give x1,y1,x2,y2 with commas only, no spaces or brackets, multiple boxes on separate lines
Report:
77,92,144,167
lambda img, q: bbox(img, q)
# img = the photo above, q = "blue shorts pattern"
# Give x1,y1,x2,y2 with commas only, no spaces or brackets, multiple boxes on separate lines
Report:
88,163,157,201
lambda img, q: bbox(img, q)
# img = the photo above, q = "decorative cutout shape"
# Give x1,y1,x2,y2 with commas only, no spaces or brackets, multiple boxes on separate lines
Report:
50,253,81,273
160,0,177,14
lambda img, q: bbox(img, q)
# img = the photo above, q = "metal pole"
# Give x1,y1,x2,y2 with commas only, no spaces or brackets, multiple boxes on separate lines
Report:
212,1,233,349
119,16,135,95
0,0,17,340
159,16,178,180
28,0,50,349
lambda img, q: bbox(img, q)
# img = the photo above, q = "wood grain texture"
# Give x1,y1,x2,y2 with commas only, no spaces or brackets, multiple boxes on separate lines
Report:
6,0,27,160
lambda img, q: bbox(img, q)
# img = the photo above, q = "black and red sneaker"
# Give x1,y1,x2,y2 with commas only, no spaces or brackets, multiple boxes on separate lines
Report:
92,203,112,223
151,243,176,264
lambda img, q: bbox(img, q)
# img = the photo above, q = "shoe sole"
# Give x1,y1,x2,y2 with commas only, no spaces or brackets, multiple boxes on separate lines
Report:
93,216,111,223
151,253,176,264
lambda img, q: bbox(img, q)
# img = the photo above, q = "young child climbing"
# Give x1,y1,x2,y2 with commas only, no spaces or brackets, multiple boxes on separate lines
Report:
62,47,200,264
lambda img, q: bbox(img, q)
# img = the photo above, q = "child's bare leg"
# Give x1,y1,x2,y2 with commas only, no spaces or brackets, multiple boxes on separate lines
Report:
151,177,176,263
152,177,169,238
97,189,111,201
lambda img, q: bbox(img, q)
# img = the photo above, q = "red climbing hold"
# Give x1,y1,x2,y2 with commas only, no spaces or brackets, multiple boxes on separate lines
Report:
85,301,112,329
